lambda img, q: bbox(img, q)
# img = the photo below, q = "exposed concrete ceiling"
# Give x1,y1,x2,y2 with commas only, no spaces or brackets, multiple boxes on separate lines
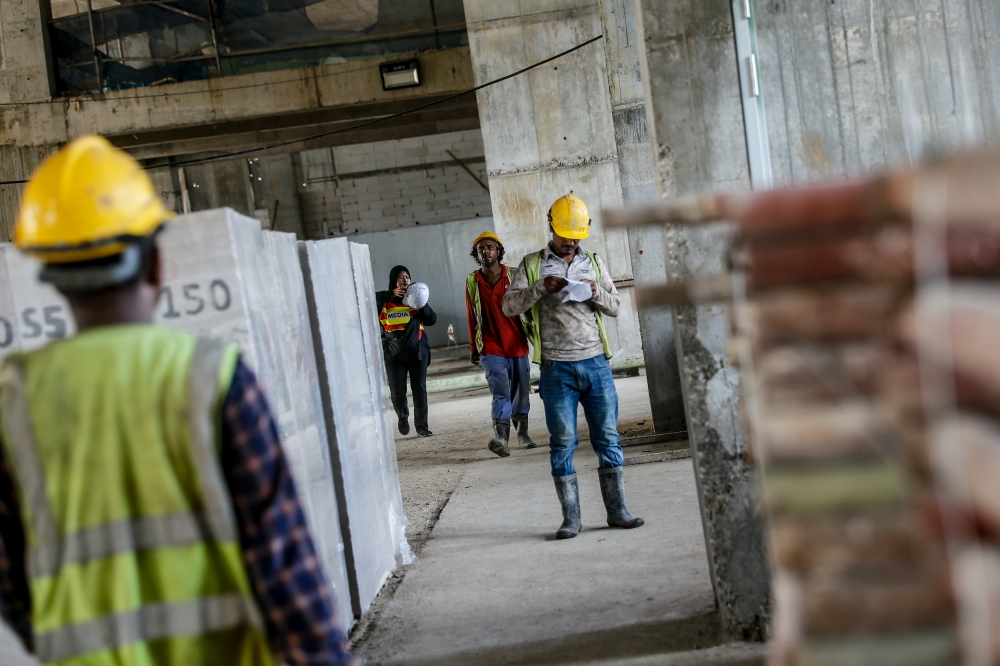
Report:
125,93,481,164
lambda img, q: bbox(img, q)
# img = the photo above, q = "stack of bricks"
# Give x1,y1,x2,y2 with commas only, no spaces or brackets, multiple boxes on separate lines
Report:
608,150,1000,664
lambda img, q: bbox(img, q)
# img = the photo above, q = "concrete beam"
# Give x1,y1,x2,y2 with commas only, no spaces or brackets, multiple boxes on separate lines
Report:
633,0,770,641
127,96,482,162
0,44,476,148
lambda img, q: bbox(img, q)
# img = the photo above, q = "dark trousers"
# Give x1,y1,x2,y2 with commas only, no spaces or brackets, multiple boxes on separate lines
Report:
386,355,429,430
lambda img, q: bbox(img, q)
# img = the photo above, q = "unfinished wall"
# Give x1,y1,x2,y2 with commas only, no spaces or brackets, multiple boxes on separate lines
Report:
633,0,770,641
299,130,492,237
756,1,1000,182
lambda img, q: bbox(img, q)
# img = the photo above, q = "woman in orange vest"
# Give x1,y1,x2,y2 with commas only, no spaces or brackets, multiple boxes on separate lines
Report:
376,265,437,437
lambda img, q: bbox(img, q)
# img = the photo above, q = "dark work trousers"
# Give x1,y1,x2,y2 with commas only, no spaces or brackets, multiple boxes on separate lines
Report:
386,355,430,430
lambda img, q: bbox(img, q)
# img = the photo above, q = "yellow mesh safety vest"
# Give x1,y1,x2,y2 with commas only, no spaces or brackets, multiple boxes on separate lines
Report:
0,325,276,666
465,266,533,354
523,249,612,364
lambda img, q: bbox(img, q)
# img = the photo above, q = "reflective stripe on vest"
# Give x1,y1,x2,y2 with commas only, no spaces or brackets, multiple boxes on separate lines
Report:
0,331,273,666
523,249,612,364
380,303,424,338
379,304,414,332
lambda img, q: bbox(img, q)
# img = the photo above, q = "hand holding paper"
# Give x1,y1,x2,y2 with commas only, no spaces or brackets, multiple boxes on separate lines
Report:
558,279,594,303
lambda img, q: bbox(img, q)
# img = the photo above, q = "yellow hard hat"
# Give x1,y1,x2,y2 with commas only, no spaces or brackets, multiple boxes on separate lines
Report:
547,193,590,240
472,231,502,249
16,135,173,265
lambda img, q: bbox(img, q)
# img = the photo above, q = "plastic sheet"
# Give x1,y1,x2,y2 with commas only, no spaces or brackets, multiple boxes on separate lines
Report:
299,237,410,617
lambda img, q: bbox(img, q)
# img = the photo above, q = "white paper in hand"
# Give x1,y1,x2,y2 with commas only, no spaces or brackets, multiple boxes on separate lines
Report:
559,280,593,303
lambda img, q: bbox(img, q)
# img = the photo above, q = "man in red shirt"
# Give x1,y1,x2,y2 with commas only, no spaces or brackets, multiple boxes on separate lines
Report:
466,231,537,457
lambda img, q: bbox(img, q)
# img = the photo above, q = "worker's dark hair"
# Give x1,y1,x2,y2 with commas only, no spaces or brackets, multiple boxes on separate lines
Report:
470,242,505,266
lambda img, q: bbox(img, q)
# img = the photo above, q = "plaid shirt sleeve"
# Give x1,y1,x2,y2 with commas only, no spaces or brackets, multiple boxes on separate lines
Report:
220,358,360,666
0,443,32,652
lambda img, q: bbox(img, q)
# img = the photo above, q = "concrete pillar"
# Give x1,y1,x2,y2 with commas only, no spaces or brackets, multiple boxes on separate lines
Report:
633,0,770,640
0,0,55,104
598,0,685,434
0,0,58,242
462,0,643,362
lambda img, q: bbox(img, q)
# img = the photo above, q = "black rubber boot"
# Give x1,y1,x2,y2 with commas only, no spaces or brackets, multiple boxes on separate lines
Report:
598,467,644,529
488,419,510,457
511,416,537,449
554,474,582,539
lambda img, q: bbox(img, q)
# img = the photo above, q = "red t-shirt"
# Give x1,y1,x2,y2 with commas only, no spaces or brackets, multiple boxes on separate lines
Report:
466,269,530,358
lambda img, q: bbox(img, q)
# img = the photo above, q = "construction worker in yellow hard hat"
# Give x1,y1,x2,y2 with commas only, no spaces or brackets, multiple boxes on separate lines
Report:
0,136,358,666
502,193,643,539
466,230,536,457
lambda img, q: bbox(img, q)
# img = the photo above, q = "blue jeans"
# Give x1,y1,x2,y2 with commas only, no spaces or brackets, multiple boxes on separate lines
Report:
538,354,623,477
480,355,531,421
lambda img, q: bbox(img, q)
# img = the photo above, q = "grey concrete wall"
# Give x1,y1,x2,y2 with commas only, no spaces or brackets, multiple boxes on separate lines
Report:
599,0,686,434
462,0,643,360
299,130,492,238
633,0,769,641
756,0,1000,182
248,155,306,237
353,217,497,349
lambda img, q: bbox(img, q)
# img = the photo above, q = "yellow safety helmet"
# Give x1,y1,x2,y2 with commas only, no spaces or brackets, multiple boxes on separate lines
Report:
16,135,173,266
472,230,502,249
547,193,590,240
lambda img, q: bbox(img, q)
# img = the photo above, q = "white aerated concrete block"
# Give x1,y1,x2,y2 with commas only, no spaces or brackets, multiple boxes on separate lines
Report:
0,208,354,629
299,237,411,618
0,246,76,364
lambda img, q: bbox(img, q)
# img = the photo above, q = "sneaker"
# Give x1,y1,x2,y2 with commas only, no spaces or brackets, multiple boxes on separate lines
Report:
398,418,410,436
416,427,433,437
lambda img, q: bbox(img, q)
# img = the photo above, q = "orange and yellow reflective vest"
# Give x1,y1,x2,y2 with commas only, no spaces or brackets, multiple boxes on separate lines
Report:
379,301,424,338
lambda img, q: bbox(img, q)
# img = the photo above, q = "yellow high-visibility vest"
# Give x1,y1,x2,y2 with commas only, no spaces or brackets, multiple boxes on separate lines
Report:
466,266,533,354
523,249,612,364
0,325,276,666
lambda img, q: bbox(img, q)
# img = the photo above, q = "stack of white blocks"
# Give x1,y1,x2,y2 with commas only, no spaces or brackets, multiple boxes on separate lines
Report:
0,207,409,627
299,238,411,617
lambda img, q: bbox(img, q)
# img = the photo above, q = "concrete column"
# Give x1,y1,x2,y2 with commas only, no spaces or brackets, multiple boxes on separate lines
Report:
598,0,685,434
462,0,643,362
0,0,55,104
633,0,770,640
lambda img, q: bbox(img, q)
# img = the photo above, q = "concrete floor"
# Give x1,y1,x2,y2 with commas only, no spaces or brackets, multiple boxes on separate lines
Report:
355,377,766,665
0,376,766,666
